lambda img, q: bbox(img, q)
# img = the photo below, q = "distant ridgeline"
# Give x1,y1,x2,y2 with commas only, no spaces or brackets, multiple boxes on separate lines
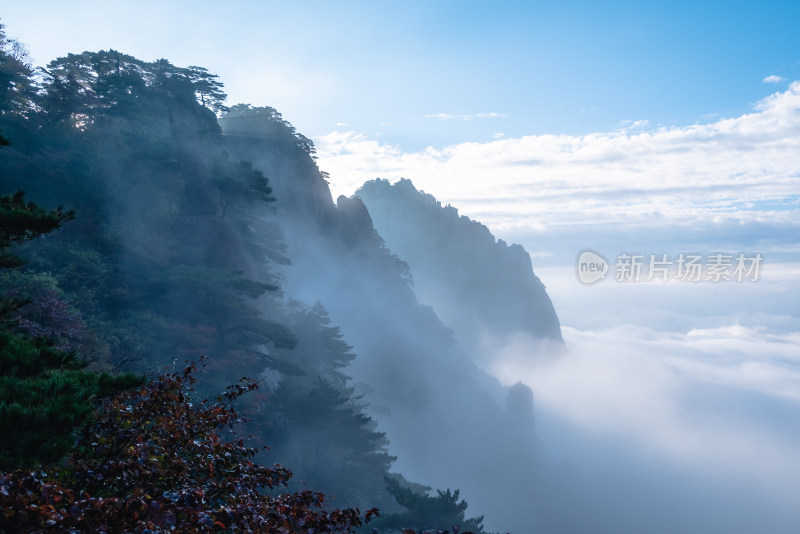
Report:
0,36,562,533
221,106,559,534
357,178,563,353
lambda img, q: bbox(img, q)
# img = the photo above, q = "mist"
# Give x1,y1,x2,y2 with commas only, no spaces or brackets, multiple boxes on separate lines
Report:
342,175,800,532
489,303,800,532
1,13,798,532
302,78,800,531
181,103,800,531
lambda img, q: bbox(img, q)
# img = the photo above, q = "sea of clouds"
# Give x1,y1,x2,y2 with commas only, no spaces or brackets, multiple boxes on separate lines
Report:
316,82,800,532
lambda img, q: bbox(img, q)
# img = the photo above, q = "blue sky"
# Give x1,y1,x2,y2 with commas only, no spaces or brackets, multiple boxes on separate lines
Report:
5,1,798,264
3,1,800,150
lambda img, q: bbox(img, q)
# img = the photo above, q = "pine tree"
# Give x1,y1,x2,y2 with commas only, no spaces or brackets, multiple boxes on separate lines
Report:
269,301,356,388
0,190,73,268
0,21,36,117
267,377,395,508
187,65,229,113
365,476,490,534
255,301,395,509
0,189,142,470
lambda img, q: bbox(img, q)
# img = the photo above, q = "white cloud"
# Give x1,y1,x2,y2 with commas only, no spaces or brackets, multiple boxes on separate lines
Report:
316,82,800,260
618,118,649,129
763,74,787,83
489,317,800,498
315,85,800,530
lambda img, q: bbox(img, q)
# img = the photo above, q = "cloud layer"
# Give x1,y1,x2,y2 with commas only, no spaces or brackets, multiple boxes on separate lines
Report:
484,319,800,533
315,83,800,531
480,263,800,532
316,82,800,264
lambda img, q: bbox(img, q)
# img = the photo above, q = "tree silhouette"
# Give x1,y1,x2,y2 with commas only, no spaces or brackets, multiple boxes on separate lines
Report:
187,65,229,113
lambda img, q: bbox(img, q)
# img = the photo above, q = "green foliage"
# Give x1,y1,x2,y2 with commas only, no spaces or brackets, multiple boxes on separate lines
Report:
223,104,317,157
35,49,225,127
0,360,378,532
17,237,171,368
264,377,395,508
271,301,356,388
0,26,499,532
0,270,88,353
211,157,289,268
187,65,229,113
365,476,489,534
0,44,290,377
0,190,73,268
0,21,36,117
0,37,376,510
252,301,396,510
0,330,143,470
0,190,141,470
150,264,296,390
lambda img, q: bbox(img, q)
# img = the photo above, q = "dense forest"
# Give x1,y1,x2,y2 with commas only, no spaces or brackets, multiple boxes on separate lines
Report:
0,20,562,533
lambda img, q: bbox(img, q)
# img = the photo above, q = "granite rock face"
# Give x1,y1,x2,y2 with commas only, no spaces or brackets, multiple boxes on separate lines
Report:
356,178,563,354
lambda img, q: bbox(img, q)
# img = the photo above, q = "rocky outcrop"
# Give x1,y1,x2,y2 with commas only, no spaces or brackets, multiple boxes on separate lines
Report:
356,178,563,354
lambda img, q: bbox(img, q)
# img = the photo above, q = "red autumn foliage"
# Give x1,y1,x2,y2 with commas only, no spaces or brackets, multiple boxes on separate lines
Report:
0,359,378,532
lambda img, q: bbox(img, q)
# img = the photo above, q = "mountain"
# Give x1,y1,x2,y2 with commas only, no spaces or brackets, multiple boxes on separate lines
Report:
0,41,566,532
356,178,562,360
0,51,396,510
220,108,562,532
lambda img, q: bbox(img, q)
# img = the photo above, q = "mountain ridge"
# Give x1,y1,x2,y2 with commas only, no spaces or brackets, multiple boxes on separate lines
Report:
356,177,562,361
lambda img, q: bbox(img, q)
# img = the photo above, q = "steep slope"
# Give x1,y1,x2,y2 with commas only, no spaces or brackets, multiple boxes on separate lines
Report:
357,178,563,359
0,52,395,511
220,108,555,533
0,44,560,529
